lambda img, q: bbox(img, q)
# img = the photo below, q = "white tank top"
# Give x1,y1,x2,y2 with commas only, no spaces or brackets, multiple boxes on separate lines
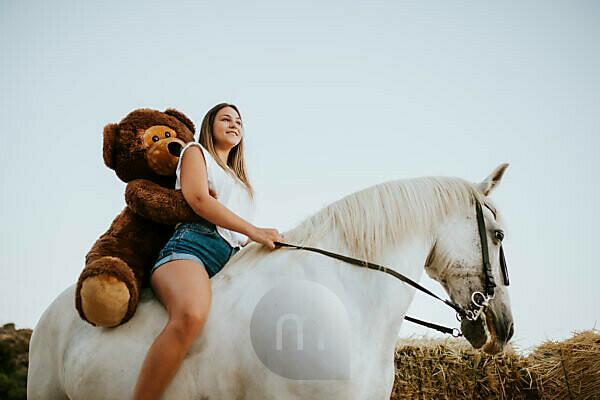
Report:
175,142,256,248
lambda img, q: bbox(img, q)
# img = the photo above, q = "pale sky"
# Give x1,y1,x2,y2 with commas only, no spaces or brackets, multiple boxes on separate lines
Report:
1,0,598,352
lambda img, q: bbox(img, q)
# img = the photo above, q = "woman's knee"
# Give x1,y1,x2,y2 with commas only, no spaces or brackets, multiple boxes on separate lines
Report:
168,306,209,341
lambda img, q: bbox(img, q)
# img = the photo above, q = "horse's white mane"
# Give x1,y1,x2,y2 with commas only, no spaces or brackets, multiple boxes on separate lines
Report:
236,176,489,265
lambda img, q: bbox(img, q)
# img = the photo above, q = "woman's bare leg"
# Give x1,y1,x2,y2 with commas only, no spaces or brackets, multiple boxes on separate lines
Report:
132,259,212,400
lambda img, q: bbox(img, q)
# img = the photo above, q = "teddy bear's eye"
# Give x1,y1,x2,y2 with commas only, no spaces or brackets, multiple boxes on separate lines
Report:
165,132,171,138
152,136,160,142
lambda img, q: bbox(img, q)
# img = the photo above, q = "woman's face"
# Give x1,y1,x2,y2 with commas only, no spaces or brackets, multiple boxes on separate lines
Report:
212,106,243,149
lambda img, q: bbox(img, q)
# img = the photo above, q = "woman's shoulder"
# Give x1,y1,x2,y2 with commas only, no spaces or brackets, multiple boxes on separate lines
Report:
181,142,207,156
176,142,215,178
180,142,215,165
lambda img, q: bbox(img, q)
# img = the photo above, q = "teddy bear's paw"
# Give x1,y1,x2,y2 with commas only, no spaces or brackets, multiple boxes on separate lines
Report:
76,256,141,327
80,274,131,327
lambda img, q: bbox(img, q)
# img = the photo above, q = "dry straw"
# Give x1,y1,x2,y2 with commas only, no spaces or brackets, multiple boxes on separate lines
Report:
528,330,600,400
391,336,536,399
391,330,599,400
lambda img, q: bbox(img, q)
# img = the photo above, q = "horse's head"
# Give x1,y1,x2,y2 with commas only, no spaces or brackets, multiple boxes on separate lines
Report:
424,163,513,354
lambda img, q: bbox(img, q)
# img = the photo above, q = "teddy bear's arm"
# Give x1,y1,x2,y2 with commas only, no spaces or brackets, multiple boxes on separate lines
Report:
125,179,204,225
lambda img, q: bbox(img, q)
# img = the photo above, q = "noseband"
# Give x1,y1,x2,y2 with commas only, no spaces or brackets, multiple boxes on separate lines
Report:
273,198,509,337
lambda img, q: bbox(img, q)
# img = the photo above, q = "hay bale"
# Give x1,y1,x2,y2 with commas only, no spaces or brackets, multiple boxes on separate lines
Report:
527,330,600,400
391,336,537,400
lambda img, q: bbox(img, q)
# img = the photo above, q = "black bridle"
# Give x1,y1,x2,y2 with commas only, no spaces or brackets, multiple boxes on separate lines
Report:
273,198,509,337
459,200,510,323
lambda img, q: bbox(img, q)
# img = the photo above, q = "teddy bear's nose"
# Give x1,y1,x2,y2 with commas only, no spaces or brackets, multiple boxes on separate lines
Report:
168,141,183,157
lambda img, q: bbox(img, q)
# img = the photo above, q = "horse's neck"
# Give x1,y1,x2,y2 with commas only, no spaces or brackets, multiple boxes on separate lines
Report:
215,228,432,347
333,233,432,343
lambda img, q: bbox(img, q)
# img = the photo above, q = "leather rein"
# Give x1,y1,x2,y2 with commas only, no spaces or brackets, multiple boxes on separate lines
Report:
273,199,509,338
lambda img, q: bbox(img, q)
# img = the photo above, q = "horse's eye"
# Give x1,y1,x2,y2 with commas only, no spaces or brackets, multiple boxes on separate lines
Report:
152,136,160,142
165,132,171,138
495,230,504,242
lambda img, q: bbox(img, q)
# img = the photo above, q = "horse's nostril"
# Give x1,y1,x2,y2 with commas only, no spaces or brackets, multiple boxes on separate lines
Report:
168,141,182,157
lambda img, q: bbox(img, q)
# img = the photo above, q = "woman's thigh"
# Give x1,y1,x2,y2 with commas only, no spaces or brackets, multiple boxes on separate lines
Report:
150,259,212,321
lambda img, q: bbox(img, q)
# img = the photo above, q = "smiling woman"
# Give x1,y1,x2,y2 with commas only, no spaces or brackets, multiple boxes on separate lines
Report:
131,103,284,400
200,105,250,186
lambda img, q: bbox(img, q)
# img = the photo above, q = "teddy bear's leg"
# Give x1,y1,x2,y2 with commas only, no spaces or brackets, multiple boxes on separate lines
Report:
75,256,141,328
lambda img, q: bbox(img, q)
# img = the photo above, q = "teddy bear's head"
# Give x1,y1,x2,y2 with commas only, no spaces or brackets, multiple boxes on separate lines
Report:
103,108,195,184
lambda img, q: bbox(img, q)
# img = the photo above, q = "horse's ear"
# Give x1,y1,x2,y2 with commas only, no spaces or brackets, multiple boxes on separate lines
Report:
477,163,509,196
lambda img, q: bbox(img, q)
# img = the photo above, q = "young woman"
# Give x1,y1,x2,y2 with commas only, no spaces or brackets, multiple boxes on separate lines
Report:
132,103,283,400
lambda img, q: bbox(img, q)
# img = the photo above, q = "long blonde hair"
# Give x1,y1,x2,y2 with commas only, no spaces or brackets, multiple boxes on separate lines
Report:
198,103,255,200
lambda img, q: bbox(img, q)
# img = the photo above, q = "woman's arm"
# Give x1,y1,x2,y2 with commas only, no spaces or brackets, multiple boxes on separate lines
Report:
180,146,256,237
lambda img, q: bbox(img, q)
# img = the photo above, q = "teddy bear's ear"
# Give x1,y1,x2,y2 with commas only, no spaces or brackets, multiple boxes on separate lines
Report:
164,108,195,134
103,123,119,170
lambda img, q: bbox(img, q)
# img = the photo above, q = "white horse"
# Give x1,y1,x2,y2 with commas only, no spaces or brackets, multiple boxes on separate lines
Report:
28,164,513,400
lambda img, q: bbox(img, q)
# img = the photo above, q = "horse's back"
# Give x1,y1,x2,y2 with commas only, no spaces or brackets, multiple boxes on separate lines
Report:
62,287,171,399
28,284,78,399
27,282,231,399
27,255,385,399
28,284,153,399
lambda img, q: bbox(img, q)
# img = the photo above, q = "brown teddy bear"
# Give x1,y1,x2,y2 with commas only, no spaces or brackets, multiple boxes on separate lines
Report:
75,108,208,328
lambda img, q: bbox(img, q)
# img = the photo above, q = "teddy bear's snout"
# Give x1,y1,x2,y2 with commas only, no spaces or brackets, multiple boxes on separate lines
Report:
168,141,183,157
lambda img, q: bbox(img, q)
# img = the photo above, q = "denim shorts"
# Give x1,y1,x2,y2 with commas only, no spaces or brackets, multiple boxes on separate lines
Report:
151,222,240,278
